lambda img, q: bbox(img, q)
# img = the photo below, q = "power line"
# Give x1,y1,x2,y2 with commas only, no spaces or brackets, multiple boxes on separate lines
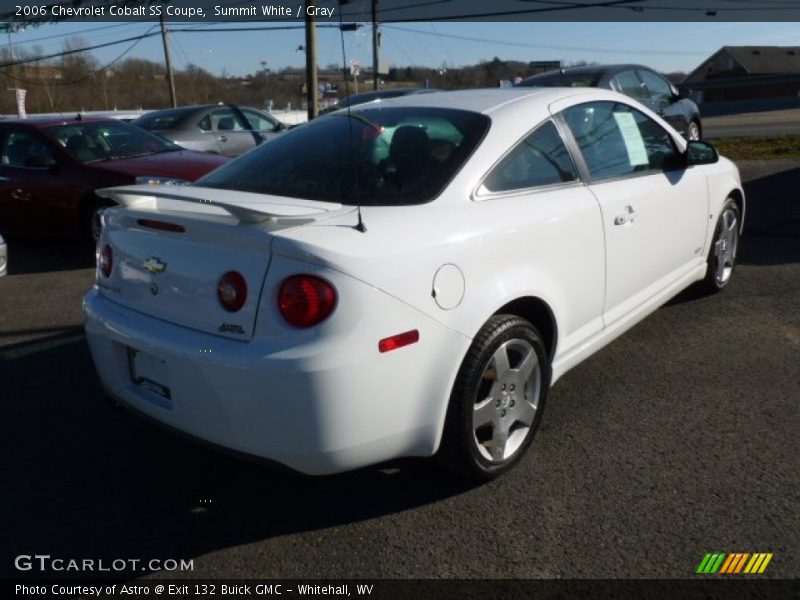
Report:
382,24,710,55
0,30,162,69
9,22,141,47
339,0,648,20
0,24,345,70
1,25,158,87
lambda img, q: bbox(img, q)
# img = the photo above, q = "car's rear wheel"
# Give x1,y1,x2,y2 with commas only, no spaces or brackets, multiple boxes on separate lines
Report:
439,314,549,480
699,197,740,293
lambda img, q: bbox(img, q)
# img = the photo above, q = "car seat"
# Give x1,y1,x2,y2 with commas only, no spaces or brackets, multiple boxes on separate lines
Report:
384,126,430,191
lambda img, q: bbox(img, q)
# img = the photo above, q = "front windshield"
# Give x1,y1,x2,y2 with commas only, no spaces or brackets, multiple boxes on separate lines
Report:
196,107,490,205
46,120,181,163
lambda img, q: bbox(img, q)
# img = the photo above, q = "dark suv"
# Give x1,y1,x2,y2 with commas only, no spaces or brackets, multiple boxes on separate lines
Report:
517,64,702,140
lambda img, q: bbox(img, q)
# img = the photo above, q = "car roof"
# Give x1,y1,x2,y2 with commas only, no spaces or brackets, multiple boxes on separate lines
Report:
141,104,266,115
346,87,600,115
524,64,656,79
0,116,119,128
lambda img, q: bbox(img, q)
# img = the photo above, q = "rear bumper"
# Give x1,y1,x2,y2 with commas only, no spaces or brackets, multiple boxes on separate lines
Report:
83,286,470,475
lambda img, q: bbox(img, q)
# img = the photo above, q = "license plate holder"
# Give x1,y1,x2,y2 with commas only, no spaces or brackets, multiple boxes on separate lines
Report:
127,347,172,408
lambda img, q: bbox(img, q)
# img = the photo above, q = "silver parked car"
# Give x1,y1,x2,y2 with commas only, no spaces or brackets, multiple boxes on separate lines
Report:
132,104,287,157
0,234,6,277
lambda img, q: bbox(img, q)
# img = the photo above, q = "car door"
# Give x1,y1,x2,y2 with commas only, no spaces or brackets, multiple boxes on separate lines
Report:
204,108,256,157
609,69,650,108
0,127,68,234
239,108,284,144
476,119,606,357
636,69,687,135
558,100,708,326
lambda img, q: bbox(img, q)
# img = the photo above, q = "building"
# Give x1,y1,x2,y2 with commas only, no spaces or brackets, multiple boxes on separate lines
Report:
682,46,800,103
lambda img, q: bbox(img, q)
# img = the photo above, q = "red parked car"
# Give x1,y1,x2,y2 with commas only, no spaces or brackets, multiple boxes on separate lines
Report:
0,116,228,239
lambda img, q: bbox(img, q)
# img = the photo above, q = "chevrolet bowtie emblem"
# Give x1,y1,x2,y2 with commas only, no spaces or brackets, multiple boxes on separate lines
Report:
143,257,167,274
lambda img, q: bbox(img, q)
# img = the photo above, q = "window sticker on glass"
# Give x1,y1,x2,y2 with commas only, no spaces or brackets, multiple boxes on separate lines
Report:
612,111,648,167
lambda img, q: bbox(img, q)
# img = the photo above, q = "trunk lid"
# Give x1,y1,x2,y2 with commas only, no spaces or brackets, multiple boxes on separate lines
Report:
96,185,344,340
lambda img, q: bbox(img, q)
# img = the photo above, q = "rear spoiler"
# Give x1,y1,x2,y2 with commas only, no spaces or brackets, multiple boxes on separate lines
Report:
97,185,341,224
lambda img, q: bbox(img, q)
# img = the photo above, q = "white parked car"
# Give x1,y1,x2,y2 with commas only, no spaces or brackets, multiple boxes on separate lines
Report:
0,234,6,277
84,88,744,479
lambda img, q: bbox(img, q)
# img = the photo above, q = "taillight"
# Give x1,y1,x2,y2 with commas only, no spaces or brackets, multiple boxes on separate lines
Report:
217,271,248,312
278,275,337,328
98,244,113,278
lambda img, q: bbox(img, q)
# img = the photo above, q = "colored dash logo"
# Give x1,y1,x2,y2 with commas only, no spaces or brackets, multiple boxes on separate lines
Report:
696,552,773,574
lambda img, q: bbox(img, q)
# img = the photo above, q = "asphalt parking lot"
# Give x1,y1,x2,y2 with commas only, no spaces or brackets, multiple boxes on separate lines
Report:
1,159,798,580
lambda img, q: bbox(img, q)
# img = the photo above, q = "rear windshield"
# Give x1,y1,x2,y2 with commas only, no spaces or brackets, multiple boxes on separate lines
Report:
518,71,603,88
134,108,194,130
196,107,490,205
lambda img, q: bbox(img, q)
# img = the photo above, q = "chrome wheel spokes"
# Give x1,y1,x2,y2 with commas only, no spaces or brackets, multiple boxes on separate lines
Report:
473,339,541,463
714,208,738,285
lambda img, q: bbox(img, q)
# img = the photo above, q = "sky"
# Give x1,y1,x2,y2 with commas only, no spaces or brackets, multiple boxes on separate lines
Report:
6,21,800,78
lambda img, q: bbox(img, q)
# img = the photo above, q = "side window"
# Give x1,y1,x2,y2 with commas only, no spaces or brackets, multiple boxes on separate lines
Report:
209,109,242,132
562,101,679,180
241,109,279,132
481,120,577,193
2,130,56,167
637,69,673,103
611,71,648,102
198,115,212,131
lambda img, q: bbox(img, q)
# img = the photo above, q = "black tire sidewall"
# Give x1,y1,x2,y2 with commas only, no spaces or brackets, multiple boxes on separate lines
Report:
443,315,550,480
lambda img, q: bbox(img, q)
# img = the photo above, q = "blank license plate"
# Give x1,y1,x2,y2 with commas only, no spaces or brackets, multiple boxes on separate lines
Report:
127,347,172,408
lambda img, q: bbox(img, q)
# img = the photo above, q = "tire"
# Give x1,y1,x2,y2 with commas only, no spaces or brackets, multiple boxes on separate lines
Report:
698,197,741,294
438,314,550,481
687,119,701,141
81,197,115,242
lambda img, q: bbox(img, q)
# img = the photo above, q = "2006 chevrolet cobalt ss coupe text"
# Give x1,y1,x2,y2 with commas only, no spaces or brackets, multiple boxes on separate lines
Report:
84,88,744,480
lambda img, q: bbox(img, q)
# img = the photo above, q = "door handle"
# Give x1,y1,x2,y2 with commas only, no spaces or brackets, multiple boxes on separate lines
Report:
614,206,635,226
217,135,228,142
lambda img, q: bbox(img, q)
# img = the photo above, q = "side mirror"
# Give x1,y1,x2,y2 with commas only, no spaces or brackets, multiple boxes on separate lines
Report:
685,140,718,166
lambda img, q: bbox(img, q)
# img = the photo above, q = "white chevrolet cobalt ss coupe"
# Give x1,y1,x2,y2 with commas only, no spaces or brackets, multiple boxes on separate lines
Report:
84,88,744,480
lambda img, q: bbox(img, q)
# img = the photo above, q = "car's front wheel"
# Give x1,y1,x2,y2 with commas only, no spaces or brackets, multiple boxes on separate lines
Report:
439,314,550,480
700,197,741,293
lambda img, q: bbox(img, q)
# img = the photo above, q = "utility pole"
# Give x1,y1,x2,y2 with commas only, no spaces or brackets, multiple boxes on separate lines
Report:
304,0,318,120
371,0,379,90
159,13,177,108
6,24,26,118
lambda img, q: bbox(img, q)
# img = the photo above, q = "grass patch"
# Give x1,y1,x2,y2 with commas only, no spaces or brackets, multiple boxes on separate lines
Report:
709,134,800,161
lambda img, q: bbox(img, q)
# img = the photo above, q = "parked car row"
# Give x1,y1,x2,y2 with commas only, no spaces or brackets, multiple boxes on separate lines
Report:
0,65,701,241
